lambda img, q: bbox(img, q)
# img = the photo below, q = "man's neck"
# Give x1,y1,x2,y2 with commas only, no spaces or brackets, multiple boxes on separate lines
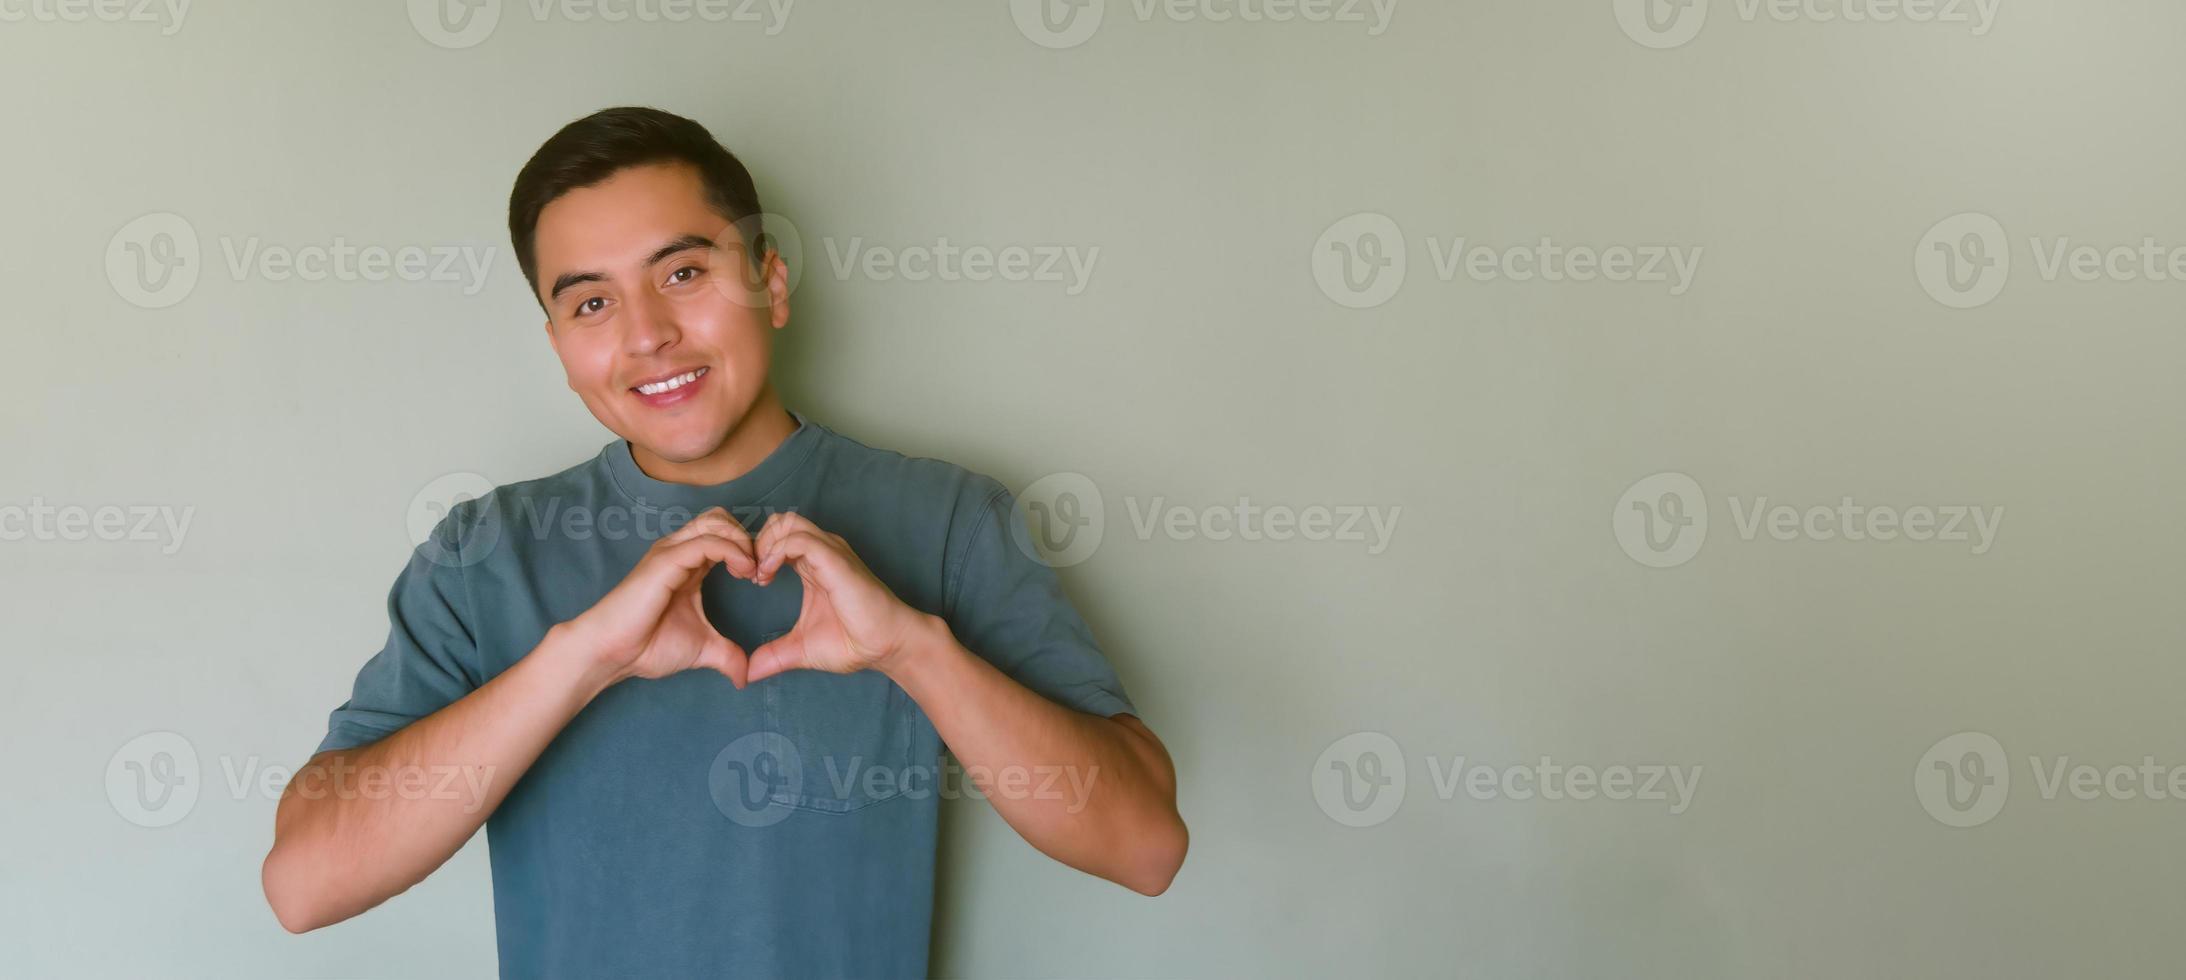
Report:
628,389,800,487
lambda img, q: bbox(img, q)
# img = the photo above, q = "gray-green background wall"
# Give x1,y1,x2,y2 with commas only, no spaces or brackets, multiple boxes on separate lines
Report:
5,1,2181,976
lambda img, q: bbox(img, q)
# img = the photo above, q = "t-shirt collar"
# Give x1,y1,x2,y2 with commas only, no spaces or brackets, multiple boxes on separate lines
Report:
601,409,822,514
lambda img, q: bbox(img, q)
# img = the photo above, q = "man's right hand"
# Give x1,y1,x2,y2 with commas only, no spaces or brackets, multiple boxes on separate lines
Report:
565,506,759,687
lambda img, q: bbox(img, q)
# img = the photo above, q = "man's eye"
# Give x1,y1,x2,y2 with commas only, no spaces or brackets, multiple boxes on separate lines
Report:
668,266,702,285
574,297,607,318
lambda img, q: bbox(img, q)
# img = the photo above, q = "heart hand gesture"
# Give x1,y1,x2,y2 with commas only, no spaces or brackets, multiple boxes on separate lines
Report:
746,512,926,683
568,507,758,687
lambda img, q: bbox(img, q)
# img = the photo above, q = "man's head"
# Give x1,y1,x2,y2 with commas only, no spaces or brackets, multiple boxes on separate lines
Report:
509,107,791,469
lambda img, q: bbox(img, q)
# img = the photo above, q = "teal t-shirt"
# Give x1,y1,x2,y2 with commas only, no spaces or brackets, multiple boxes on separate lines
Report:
315,414,1136,978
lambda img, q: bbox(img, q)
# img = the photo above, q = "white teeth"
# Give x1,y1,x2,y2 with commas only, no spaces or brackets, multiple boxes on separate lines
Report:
636,368,705,396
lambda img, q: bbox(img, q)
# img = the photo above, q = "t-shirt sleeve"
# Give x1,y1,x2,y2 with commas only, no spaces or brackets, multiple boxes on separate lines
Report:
313,507,486,756
941,477,1137,719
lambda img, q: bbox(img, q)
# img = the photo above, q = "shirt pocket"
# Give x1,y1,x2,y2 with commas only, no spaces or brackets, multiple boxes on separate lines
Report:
754,629,917,813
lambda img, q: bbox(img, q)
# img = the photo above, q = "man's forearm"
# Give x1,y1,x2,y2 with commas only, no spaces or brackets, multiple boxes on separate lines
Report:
262,625,616,933
880,616,1188,895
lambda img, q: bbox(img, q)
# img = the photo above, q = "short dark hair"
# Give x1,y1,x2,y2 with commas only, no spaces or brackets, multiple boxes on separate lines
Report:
507,106,766,301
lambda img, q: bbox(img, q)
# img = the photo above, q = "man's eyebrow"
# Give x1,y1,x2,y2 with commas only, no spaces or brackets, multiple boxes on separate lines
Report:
546,234,721,302
644,234,718,267
548,270,605,302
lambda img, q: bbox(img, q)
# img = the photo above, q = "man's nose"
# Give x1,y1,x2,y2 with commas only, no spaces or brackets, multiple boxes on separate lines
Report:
621,289,682,356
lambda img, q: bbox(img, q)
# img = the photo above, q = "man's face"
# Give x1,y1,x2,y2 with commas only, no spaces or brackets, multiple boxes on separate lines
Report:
532,162,789,464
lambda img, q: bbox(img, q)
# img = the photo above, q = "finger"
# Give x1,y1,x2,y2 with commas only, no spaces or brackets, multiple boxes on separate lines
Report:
750,511,796,569
678,518,759,579
746,630,808,684
756,531,848,587
635,534,749,595
654,506,731,548
676,583,749,688
684,507,758,555
659,509,758,571
651,522,745,577
752,512,831,582
698,630,750,689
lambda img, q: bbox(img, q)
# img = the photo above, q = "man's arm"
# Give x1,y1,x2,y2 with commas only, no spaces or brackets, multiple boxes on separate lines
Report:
881,623,1187,896
265,512,760,932
263,627,618,932
745,512,1189,895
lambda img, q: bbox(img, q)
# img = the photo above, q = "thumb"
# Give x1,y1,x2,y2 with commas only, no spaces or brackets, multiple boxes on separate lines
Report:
747,632,808,685
698,631,750,689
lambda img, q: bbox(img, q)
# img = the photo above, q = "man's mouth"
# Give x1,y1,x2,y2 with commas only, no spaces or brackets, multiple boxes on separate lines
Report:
629,365,710,406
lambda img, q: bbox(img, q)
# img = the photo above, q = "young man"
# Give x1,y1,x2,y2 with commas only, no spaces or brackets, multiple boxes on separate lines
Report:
262,106,1187,978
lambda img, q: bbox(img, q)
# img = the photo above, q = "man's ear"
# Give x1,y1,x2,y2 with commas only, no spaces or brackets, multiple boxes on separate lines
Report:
764,250,792,329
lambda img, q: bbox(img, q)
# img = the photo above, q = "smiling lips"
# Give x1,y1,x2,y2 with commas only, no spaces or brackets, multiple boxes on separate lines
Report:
629,365,710,407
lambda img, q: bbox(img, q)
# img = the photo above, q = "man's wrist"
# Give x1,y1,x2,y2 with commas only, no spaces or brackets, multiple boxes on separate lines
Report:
877,612,958,690
539,620,628,701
